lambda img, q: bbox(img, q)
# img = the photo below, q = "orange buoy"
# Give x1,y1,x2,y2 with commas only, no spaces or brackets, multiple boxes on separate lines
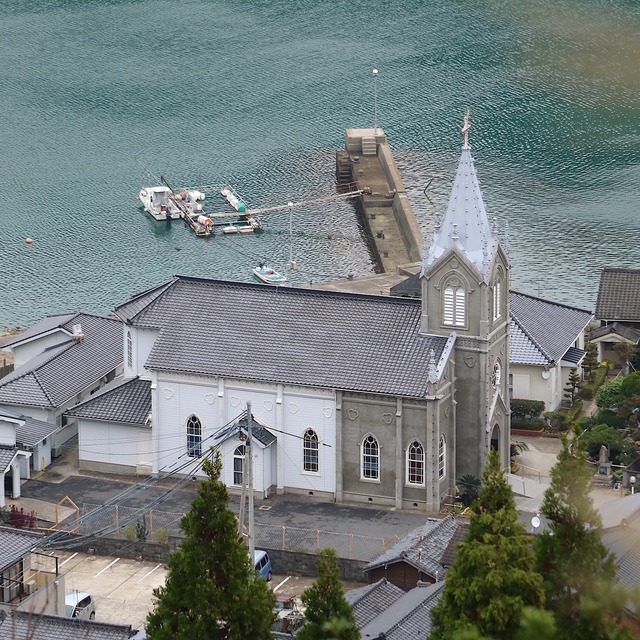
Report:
25,237,33,244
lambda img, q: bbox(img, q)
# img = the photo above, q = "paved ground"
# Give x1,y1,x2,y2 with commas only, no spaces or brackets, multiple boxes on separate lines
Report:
511,433,626,513
53,550,358,631
10,440,431,546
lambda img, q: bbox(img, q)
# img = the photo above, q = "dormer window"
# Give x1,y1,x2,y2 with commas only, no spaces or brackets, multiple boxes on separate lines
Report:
443,279,466,327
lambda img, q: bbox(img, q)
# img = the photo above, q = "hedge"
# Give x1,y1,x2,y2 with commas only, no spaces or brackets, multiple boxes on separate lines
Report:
511,399,546,421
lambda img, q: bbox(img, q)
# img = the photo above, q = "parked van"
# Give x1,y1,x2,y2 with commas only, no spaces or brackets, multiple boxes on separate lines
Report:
65,591,96,620
253,550,272,581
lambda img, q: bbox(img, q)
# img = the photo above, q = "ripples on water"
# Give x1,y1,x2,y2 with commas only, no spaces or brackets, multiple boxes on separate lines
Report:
1,0,639,326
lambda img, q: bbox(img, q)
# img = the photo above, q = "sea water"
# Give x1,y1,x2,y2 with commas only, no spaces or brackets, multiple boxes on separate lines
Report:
1,0,639,326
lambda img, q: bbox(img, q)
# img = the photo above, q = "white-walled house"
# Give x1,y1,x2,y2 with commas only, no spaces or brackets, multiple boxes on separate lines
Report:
0,411,32,507
509,291,592,411
0,312,123,458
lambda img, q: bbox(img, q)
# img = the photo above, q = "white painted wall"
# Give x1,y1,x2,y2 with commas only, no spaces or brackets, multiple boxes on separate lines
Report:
0,421,16,446
151,375,337,494
11,332,70,369
511,363,566,411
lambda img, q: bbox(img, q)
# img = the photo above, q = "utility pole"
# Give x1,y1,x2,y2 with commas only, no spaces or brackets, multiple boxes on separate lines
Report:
246,402,255,564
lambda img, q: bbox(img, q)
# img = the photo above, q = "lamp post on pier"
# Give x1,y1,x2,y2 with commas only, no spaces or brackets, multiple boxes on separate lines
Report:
373,69,379,135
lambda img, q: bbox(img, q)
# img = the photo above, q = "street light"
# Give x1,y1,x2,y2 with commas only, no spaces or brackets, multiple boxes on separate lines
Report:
372,69,379,135
631,475,637,495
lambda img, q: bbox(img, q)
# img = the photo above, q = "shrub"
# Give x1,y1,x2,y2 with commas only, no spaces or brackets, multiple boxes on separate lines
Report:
595,410,625,429
122,525,136,541
595,377,624,409
153,528,171,544
9,505,36,529
135,516,148,541
511,399,546,421
620,371,640,399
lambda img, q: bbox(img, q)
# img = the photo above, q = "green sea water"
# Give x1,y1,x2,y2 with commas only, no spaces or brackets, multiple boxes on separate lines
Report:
1,0,639,326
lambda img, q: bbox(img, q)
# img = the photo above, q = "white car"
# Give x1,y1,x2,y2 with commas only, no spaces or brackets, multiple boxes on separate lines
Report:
65,591,96,621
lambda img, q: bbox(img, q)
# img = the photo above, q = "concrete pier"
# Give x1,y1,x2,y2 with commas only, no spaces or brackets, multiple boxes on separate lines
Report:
336,128,422,273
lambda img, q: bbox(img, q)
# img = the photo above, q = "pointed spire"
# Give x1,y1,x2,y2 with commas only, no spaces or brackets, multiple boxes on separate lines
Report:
422,110,497,281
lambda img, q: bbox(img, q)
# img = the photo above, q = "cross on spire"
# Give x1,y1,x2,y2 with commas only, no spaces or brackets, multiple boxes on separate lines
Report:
461,109,472,149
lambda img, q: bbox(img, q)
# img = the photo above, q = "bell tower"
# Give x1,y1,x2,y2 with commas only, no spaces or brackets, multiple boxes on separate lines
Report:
420,111,511,478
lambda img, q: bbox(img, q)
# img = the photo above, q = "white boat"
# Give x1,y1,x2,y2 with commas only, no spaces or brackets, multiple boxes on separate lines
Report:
139,186,205,221
252,262,287,284
220,185,247,212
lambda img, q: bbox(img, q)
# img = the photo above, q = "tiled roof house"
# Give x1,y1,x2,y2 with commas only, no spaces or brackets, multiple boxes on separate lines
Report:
590,267,640,369
0,312,123,472
346,578,444,640
365,515,468,589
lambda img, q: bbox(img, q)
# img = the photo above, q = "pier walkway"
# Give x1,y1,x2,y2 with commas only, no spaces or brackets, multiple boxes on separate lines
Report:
336,128,422,274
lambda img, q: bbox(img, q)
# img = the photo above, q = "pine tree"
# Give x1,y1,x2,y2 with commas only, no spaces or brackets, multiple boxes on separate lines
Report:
581,342,598,383
430,451,544,640
296,548,359,640
145,449,275,640
533,437,627,639
563,367,581,405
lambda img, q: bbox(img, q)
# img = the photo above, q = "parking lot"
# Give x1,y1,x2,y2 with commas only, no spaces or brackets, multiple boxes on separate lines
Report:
53,550,362,630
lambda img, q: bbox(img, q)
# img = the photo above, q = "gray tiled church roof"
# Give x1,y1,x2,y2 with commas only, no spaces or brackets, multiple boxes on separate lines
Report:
0,610,133,640
595,267,640,322
0,314,123,409
114,281,175,323
117,277,450,398
510,291,592,365
68,377,152,425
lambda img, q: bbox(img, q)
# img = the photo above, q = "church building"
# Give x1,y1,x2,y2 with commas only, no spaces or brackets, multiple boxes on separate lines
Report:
68,114,510,513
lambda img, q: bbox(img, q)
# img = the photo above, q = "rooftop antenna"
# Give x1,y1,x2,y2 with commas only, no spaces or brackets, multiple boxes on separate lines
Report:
373,69,379,134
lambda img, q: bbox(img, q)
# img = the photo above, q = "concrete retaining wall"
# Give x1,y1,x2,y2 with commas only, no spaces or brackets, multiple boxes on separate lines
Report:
377,143,423,263
64,537,367,582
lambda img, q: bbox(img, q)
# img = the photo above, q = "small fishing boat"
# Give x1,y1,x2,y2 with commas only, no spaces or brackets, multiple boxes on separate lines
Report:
252,261,287,284
139,186,205,221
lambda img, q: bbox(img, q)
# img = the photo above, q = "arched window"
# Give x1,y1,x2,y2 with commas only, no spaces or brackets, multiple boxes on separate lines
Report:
443,280,466,327
186,414,202,458
438,435,446,479
303,429,319,473
127,330,133,369
406,440,425,486
493,268,503,321
233,445,245,486
361,435,379,480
